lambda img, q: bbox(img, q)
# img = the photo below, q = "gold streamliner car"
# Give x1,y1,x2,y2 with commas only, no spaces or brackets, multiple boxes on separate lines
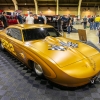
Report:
0,24,100,87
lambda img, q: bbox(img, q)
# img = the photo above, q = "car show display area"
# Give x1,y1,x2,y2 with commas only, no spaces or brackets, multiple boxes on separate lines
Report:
0,49,100,100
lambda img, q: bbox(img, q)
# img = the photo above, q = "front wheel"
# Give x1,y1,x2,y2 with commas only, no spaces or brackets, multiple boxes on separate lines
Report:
34,62,43,76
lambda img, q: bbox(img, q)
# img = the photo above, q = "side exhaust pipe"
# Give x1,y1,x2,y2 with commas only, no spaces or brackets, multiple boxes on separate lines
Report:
90,76,100,84
90,79,94,84
90,76,98,84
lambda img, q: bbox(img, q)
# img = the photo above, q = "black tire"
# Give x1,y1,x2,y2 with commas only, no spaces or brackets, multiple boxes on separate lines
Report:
34,62,43,76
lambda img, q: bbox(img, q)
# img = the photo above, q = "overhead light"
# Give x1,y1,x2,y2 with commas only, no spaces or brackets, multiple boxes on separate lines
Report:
25,3,26,5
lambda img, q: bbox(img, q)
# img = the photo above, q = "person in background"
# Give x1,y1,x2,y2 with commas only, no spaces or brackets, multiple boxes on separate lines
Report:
22,15,26,23
89,16,94,30
17,13,24,24
74,17,77,25
96,27,100,45
0,13,2,20
67,14,71,34
83,16,87,29
1,12,8,29
93,15,97,30
0,13,2,28
56,15,62,32
39,12,47,24
88,16,91,27
34,14,39,24
26,12,34,24
71,17,74,25
34,14,47,24
95,15,100,30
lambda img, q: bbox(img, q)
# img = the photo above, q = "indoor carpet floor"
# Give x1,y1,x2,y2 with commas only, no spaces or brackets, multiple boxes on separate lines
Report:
0,42,100,100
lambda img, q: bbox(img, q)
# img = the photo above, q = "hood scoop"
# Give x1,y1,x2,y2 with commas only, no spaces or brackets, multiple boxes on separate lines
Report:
45,36,78,51
45,36,60,44
45,36,65,51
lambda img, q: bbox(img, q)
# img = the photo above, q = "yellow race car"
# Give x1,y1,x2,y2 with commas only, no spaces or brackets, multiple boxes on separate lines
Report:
0,24,100,87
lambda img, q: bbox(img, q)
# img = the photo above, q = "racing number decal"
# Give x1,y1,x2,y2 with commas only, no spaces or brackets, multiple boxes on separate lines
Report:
1,39,16,55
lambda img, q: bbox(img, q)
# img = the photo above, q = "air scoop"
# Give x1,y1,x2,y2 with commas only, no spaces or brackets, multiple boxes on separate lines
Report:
45,36,78,51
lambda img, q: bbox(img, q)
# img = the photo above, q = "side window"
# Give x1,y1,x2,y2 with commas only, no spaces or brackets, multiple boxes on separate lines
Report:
6,28,12,36
6,28,22,41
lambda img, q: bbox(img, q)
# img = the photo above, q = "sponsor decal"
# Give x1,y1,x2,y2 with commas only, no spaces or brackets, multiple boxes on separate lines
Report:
1,39,16,55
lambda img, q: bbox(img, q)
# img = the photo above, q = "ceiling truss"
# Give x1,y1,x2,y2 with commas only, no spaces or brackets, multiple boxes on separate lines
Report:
0,0,100,7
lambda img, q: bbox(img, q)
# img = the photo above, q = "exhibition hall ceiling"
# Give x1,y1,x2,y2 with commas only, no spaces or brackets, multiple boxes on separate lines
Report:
0,0,100,7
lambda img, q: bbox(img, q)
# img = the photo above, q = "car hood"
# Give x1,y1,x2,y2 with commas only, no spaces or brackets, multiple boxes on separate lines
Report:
26,36,99,68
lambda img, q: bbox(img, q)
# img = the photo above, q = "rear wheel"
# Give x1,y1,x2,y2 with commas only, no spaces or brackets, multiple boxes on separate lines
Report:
34,62,43,76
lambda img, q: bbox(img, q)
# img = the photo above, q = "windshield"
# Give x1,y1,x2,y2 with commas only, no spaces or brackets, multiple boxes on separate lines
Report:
22,28,61,41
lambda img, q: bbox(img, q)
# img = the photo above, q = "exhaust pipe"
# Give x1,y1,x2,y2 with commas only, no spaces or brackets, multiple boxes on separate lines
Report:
90,76,100,84
90,79,94,84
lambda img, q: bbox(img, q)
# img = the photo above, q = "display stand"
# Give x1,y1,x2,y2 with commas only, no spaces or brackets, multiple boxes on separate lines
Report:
78,29,87,42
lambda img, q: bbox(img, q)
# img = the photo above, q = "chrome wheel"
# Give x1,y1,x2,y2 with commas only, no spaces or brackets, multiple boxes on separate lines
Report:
34,62,43,76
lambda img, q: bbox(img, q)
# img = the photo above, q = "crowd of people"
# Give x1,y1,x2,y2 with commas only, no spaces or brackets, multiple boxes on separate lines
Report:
0,11,47,29
1,11,100,35
46,14,74,34
54,14,73,34
81,15,100,45
82,15,100,30
0,12,75,34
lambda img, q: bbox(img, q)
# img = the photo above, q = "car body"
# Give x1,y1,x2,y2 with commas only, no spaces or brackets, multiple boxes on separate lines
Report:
0,24,100,87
